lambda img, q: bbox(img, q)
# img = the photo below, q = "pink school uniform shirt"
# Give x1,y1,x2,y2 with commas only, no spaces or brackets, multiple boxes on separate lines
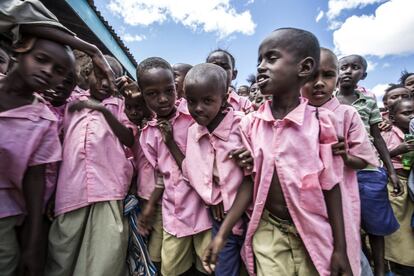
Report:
228,89,253,113
320,97,379,276
381,126,404,169
132,134,157,201
239,98,344,276
139,103,211,237
182,109,246,235
54,93,135,216
0,99,61,219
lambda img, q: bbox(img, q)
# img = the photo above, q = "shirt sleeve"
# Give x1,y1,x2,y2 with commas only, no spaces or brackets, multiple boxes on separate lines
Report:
0,0,74,43
28,121,62,166
239,114,255,175
139,127,158,169
317,109,343,190
347,110,380,167
369,100,383,126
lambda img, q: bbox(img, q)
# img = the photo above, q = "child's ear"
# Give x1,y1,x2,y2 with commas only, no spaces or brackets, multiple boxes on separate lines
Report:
361,72,367,80
232,69,238,80
298,57,316,79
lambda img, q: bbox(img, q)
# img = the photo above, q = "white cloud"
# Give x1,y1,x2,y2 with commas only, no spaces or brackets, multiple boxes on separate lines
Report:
366,59,378,72
382,62,391,68
327,0,385,20
107,0,256,39
315,10,324,22
371,83,390,106
123,33,146,42
333,0,414,57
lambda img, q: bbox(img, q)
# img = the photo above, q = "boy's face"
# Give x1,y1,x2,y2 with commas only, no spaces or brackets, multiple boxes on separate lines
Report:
0,47,10,75
18,39,73,91
186,79,226,127
140,68,176,118
391,100,414,132
206,52,235,88
385,88,410,109
88,68,112,101
124,94,151,126
302,51,338,107
404,75,414,94
238,86,249,97
256,33,298,96
42,71,76,107
338,56,366,90
172,65,187,98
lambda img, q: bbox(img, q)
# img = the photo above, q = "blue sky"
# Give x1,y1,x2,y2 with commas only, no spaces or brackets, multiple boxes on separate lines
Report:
94,0,414,106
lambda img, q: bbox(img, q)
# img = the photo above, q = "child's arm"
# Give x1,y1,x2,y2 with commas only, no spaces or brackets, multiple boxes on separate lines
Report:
138,187,164,236
323,184,353,276
20,164,47,276
332,137,367,169
389,141,414,157
69,100,134,147
157,119,185,170
371,123,403,195
203,176,253,273
20,25,116,93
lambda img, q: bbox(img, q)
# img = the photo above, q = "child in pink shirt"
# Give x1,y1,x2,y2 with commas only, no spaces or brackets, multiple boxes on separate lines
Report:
137,57,211,276
179,63,253,276
46,57,135,276
381,98,414,272
302,47,380,275
203,28,351,276
0,37,74,276
206,49,253,113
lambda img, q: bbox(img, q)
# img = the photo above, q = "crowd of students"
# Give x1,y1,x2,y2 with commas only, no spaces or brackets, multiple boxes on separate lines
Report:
1,1,414,276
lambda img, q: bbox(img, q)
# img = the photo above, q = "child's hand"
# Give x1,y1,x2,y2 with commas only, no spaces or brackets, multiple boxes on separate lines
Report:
389,172,404,197
115,76,140,98
330,250,353,276
157,119,174,144
332,137,348,161
68,100,103,113
202,235,226,274
397,140,414,155
228,148,253,172
378,120,392,132
137,204,155,236
210,202,225,222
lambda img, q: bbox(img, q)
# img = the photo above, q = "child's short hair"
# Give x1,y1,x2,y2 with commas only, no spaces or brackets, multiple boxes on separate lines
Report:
136,57,173,88
104,55,123,78
246,73,256,86
185,63,228,93
389,97,413,117
339,54,368,72
320,47,338,63
399,69,414,85
73,49,93,77
272,28,320,67
206,48,236,68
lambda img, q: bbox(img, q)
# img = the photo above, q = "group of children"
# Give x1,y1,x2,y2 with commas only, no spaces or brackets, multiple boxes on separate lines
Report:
1,1,414,276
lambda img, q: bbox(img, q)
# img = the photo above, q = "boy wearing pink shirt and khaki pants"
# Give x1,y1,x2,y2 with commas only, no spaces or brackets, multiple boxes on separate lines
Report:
137,57,212,276
203,28,352,276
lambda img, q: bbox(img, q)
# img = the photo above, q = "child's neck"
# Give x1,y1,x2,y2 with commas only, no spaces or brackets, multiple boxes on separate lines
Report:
207,110,226,133
271,91,300,120
0,72,35,112
338,85,356,96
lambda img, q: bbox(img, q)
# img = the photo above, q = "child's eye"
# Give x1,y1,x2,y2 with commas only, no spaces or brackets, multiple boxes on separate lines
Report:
352,65,360,70
204,98,213,104
35,55,46,63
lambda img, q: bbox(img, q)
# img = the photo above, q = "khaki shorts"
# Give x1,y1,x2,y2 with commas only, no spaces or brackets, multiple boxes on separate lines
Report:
147,203,163,263
0,216,20,276
45,200,129,276
385,176,414,266
161,229,211,276
252,209,318,276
